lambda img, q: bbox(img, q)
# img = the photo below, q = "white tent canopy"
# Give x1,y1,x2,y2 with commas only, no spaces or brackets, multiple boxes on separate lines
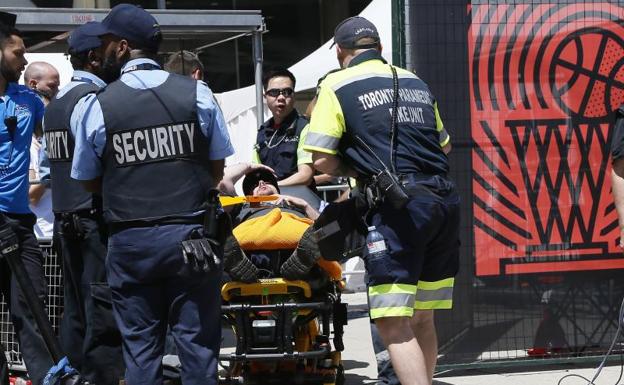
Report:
215,0,392,166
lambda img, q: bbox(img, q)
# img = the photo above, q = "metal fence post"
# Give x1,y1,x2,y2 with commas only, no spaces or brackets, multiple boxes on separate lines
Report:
252,28,264,127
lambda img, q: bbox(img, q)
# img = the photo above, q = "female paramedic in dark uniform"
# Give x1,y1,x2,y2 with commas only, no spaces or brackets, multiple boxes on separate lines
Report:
69,5,234,385
304,16,460,385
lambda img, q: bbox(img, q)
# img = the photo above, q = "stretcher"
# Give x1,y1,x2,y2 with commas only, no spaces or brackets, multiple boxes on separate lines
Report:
218,188,347,385
219,277,346,385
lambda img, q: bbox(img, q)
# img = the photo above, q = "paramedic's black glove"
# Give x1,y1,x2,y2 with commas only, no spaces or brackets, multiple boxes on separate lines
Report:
0,216,19,261
181,236,220,274
280,226,321,280
223,235,258,283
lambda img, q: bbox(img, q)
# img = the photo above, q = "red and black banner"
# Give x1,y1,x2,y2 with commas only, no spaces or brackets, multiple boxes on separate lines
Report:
469,2,624,276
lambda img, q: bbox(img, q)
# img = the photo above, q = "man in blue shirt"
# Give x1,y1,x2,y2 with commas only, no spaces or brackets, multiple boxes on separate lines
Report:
71,5,234,385
40,22,124,385
0,19,55,385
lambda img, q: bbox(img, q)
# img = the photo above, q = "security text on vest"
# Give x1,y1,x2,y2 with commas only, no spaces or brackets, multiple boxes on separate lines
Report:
112,122,195,166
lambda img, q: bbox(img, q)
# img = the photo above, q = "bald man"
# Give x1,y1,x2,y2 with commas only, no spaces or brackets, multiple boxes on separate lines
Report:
24,61,60,105
164,50,204,80
26,62,58,239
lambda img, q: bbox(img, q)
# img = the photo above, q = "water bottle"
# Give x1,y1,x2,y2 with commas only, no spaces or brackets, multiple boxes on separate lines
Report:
365,226,387,259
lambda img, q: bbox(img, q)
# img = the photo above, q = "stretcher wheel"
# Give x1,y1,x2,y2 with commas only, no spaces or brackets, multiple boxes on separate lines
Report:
322,364,344,385
334,364,345,385
322,351,344,385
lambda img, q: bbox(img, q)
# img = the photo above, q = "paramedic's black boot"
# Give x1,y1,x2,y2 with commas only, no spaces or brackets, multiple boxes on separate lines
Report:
280,226,321,280
223,235,258,283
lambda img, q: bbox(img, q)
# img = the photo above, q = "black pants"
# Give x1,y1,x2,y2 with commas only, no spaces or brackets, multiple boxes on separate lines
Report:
0,213,54,385
55,215,124,385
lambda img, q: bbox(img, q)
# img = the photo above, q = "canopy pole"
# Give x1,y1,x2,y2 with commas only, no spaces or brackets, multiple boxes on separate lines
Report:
252,29,264,127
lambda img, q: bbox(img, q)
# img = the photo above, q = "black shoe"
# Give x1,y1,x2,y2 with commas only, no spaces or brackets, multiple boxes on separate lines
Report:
280,226,321,280
223,235,258,283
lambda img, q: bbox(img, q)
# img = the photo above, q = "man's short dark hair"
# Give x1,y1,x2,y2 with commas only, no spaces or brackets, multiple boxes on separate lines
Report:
242,168,280,196
164,50,204,77
68,49,89,70
129,39,161,56
0,24,22,49
263,68,296,90
350,37,380,50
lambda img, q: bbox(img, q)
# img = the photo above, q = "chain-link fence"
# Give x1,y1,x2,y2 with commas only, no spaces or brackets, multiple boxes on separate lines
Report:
409,0,624,370
1,238,63,370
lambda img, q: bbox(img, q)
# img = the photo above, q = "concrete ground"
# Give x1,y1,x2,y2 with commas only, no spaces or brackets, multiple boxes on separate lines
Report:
339,292,624,385
433,366,623,385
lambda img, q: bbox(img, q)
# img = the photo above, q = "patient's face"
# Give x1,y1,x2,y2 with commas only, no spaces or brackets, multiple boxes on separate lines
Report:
253,180,279,196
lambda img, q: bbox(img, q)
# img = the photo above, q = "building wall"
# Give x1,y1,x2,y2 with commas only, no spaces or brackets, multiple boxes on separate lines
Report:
28,0,371,92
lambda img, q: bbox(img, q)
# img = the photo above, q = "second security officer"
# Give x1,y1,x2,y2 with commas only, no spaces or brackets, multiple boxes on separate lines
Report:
71,4,234,385
40,23,124,385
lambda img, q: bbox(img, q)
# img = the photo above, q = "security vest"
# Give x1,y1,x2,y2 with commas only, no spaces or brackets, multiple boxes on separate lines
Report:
255,109,308,180
331,51,449,178
97,73,212,223
43,82,100,213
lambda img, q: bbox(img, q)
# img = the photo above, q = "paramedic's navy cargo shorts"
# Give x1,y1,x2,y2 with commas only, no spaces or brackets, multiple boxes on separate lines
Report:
366,175,460,319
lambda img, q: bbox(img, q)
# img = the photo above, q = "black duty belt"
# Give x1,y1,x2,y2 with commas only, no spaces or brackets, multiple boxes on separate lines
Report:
358,172,446,189
54,208,101,220
108,216,204,234
398,173,447,186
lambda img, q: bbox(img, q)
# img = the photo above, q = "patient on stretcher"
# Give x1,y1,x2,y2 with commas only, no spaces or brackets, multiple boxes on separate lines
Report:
219,165,341,284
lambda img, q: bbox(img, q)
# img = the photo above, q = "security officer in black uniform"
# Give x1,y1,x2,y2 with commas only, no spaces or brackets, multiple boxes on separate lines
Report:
254,68,314,187
40,23,123,385
71,5,233,385
304,17,460,385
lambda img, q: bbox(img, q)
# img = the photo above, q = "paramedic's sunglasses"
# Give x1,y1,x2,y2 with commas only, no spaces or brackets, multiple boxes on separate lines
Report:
266,87,294,98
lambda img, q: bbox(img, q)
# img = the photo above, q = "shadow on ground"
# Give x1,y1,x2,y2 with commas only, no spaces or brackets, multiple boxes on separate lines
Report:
343,359,376,384
437,318,522,365
344,372,377,385
347,303,369,320
342,359,371,371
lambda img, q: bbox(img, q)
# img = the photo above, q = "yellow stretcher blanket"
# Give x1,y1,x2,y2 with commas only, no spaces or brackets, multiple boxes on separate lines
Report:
234,208,312,250
233,208,342,280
